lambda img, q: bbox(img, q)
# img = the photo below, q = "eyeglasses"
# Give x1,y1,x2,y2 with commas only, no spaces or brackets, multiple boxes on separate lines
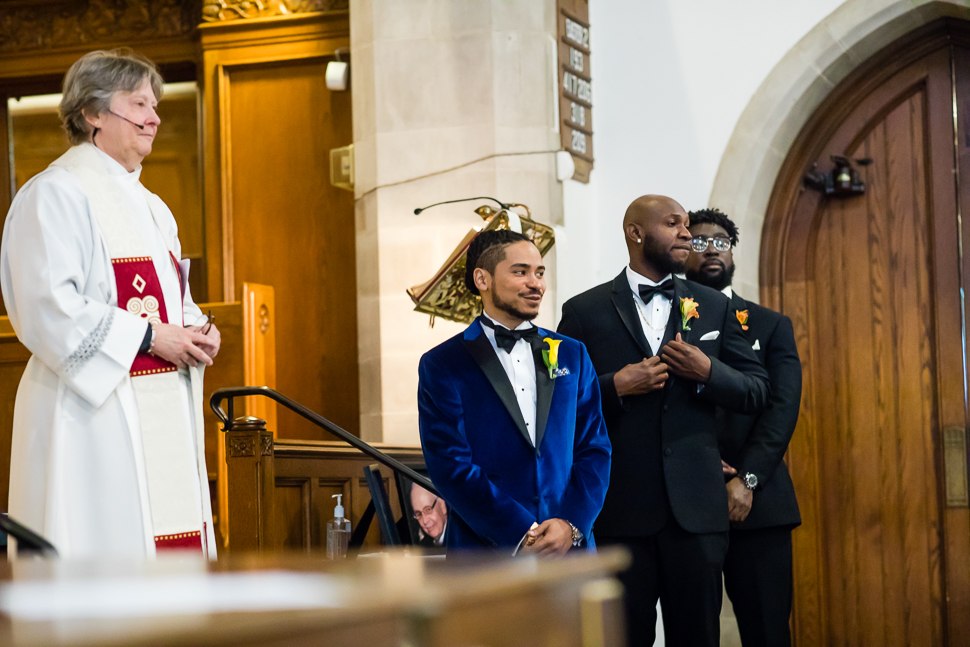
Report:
690,236,732,253
413,496,439,521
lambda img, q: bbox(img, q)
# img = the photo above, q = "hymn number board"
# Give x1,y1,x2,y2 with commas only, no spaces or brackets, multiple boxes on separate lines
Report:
558,0,592,183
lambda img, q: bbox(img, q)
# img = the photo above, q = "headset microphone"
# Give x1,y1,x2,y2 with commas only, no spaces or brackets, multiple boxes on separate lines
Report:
413,196,508,215
108,109,145,130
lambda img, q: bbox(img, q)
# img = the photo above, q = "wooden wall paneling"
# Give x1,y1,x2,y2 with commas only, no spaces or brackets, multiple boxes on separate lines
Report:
269,441,422,552
0,95,15,318
197,300,244,547
199,11,350,302
944,42,970,642
200,12,358,440
0,334,30,511
273,477,312,550
201,283,276,549
242,282,277,432
198,302,245,466
0,43,198,86
762,33,967,645
8,111,64,193
0,95,10,240
142,92,206,300
222,59,357,439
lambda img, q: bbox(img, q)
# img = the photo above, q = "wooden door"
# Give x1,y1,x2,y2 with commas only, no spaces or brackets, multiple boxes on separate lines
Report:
201,15,358,440
764,27,970,646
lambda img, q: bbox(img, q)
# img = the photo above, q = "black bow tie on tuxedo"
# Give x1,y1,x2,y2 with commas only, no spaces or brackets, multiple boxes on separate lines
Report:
638,279,675,303
480,317,540,353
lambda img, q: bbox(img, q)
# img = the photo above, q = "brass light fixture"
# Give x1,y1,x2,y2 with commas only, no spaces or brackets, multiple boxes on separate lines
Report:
407,198,555,325
804,155,872,197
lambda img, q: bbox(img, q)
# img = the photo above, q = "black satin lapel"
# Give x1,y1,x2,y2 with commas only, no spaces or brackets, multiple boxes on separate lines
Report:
461,333,534,449
611,277,652,358
533,343,555,454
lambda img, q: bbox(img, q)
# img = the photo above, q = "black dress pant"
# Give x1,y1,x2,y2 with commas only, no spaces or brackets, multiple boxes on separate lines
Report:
600,518,729,647
723,525,794,647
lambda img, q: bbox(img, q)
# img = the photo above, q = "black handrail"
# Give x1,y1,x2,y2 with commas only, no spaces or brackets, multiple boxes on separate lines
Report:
210,386,438,496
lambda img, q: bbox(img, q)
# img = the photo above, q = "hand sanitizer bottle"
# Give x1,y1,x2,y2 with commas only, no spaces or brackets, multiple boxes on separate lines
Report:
327,494,351,559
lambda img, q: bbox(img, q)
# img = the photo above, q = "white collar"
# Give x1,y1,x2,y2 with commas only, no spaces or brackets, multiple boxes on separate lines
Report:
482,311,534,332
721,286,733,298
626,266,673,296
89,142,143,183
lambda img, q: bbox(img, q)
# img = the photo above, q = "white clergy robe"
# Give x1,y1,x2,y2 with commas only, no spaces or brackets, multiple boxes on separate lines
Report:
0,143,215,559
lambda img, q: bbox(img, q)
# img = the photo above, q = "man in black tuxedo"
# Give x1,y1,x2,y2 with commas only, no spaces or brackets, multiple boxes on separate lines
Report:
686,208,802,647
558,195,770,646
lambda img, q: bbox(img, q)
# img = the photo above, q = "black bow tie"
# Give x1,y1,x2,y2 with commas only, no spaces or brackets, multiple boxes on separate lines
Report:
480,317,540,353
638,279,675,303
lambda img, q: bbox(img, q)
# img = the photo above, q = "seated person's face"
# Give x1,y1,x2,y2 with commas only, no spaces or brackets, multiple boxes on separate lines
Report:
411,487,446,540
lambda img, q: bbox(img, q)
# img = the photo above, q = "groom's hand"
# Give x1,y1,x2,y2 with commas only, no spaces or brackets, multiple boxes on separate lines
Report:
614,356,668,397
660,333,712,383
521,519,572,557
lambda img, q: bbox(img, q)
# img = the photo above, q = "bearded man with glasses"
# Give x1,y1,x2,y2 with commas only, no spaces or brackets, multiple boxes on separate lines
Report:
686,208,802,647
558,195,770,647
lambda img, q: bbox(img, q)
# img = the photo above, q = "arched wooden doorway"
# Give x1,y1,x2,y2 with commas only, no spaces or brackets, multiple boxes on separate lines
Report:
763,19,970,646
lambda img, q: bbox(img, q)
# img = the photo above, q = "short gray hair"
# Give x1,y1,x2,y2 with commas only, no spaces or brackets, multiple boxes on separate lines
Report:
59,49,163,146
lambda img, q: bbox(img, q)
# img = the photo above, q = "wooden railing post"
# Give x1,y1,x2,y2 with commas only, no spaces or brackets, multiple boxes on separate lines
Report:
225,415,275,552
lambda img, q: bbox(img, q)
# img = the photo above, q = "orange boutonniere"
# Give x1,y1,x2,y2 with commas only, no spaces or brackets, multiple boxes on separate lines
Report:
736,309,749,331
680,297,699,331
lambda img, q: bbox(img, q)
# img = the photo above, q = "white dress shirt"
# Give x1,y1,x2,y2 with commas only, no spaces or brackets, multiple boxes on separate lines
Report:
481,312,538,445
626,266,673,355
722,286,733,298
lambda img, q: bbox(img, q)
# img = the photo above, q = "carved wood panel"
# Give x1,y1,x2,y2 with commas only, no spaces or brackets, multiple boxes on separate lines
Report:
0,0,198,54
269,441,423,552
202,0,347,23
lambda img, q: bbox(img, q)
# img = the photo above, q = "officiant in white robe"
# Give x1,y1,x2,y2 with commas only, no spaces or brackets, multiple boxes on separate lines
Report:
1,50,220,559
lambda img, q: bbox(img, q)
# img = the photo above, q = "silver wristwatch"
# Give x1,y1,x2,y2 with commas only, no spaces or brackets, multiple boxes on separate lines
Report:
742,472,758,490
567,521,583,547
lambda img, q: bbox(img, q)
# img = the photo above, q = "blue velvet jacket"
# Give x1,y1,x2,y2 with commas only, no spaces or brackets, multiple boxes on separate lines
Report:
417,318,611,551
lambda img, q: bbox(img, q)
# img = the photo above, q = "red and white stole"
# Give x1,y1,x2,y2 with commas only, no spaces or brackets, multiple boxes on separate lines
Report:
51,144,208,555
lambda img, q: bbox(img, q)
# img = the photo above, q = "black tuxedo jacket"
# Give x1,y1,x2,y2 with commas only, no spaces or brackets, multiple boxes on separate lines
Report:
720,292,802,530
558,271,770,536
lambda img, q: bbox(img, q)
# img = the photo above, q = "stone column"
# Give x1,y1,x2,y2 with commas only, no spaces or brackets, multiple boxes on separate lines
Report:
351,0,564,443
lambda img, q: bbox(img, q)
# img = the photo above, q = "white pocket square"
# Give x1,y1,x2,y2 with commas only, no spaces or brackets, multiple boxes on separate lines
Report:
752,339,761,350
699,331,719,341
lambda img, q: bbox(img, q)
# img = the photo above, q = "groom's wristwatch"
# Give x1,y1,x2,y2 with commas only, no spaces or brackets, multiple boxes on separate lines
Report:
567,521,583,547
742,472,758,490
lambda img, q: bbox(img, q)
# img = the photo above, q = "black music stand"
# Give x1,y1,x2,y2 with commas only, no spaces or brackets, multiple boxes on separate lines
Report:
362,464,401,546
0,513,58,557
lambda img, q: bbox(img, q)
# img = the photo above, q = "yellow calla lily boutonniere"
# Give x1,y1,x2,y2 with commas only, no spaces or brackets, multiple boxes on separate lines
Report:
542,337,562,379
735,309,749,331
680,297,700,331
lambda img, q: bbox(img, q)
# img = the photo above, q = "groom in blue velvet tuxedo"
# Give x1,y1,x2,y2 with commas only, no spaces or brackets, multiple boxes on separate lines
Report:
418,229,611,554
